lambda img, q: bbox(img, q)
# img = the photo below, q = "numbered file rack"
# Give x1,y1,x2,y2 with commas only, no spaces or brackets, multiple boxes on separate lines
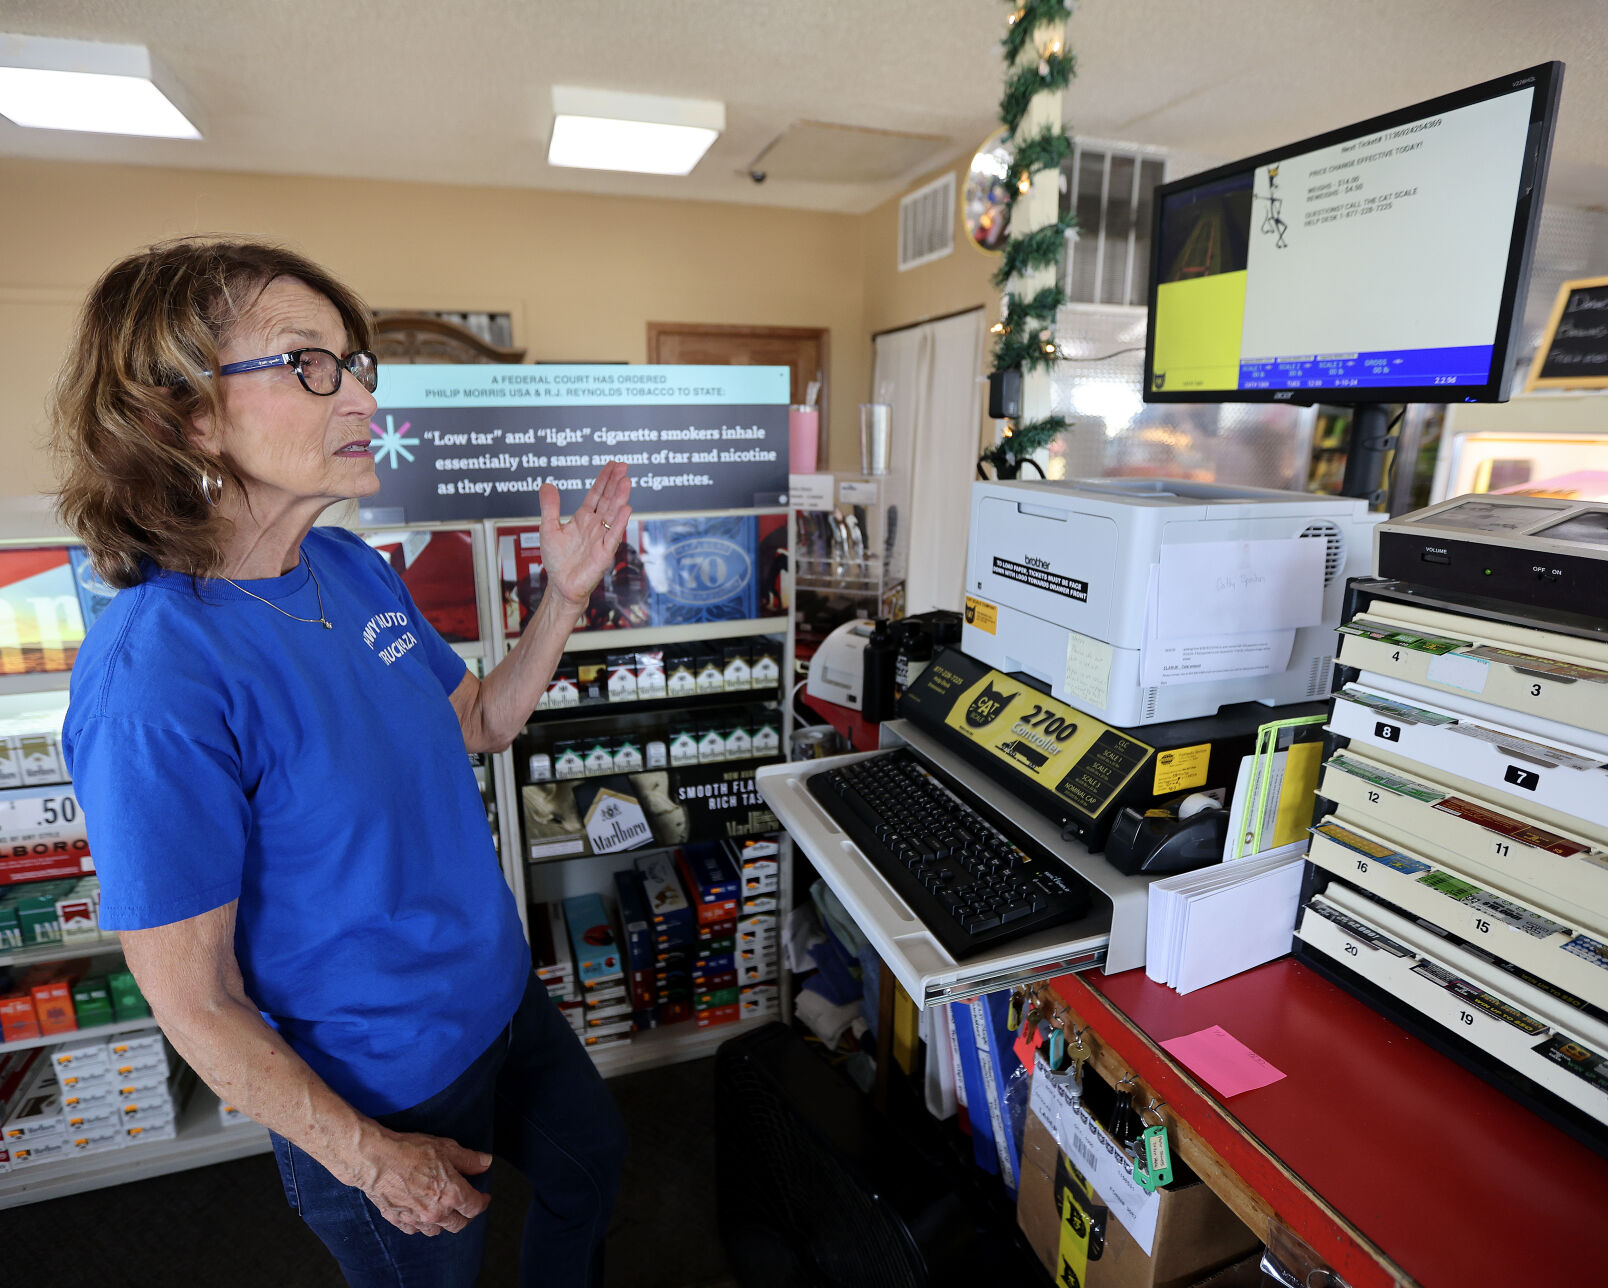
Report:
1294,579,1608,1157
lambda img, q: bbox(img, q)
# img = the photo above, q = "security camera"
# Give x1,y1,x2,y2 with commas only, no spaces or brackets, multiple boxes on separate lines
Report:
749,169,767,184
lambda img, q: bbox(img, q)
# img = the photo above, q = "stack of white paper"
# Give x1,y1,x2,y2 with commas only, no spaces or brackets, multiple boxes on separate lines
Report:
1144,842,1308,994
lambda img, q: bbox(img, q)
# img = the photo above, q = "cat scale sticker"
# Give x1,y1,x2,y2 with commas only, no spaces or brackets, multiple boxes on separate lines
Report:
939,670,1152,819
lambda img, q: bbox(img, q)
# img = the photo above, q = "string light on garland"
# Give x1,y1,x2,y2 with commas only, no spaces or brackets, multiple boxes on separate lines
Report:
982,0,1080,478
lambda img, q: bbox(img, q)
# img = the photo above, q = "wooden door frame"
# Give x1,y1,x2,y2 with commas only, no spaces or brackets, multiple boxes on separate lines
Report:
646,321,829,435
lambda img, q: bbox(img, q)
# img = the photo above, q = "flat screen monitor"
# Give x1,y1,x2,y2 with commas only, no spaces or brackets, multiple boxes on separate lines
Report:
1144,63,1563,404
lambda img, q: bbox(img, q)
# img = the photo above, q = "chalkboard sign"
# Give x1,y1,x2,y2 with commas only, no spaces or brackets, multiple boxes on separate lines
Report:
1526,275,1608,391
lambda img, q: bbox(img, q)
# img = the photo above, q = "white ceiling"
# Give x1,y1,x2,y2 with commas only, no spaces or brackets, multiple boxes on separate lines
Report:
1,0,1605,213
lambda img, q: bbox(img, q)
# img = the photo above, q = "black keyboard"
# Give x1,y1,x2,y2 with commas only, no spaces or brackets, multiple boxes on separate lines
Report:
805,748,1092,960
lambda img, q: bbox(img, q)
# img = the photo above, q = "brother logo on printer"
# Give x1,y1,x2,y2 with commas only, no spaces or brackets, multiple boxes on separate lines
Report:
660,537,752,607
966,680,1017,728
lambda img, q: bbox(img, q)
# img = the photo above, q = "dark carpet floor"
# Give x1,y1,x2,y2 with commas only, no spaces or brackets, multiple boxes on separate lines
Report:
0,1056,736,1288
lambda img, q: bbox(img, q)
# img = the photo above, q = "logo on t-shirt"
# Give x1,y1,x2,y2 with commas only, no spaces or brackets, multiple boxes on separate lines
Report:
361,611,418,666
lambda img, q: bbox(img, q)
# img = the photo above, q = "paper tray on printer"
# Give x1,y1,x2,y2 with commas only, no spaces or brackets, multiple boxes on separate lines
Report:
755,718,1152,1008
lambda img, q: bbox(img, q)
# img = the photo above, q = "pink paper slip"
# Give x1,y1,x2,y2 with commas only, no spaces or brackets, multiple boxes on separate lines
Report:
1161,1024,1287,1098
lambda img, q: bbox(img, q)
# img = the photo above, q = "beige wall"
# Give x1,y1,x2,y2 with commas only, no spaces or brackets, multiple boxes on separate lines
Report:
0,154,1001,500
0,158,870,498
860,159,999,342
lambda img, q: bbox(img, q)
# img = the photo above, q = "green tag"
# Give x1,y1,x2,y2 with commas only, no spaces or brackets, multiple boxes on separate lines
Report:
1131,1125,1173,1193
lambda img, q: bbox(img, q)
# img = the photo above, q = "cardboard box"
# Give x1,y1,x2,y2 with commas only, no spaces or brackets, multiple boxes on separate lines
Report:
1018,1092,1258,1288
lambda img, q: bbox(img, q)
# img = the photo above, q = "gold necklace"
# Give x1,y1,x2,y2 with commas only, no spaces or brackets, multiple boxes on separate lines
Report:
222,551,333,629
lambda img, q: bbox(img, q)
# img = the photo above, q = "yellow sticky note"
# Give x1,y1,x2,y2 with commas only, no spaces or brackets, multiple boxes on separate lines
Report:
1271,740,1322,847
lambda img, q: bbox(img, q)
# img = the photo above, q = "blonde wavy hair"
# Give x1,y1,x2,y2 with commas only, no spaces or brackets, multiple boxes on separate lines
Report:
51,237,374,588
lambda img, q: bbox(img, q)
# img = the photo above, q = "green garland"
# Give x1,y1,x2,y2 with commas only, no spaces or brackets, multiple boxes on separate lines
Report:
992,216,1075,289
985,0,1079,477
1000,0,1077,64
991,285,1065,373
999,51,1074,135
993,124,1073,230
980,416,1072,473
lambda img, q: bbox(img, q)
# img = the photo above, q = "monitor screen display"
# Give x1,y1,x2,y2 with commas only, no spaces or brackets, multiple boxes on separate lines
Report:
1145,64,1561,404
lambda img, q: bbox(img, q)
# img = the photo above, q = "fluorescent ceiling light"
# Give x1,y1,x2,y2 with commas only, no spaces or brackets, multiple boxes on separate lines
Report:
0,33,201,139
548,86,722,176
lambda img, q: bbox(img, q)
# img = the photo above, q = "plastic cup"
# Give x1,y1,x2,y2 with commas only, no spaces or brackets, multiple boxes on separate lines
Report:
788,405,820,472
859,403,891,476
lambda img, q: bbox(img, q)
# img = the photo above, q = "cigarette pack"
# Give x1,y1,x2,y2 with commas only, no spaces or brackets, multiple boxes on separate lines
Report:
635,649,666,700
691,969,736,991
583,1018,634,1041
0,994,40,1043
696,650,726,695
665,649,697,698
30,980,76,1035
695,987,738,1009
751,641,782,689
657,999,691,1026
124,1117,178,1144
722,645,752,692
606,653,639,703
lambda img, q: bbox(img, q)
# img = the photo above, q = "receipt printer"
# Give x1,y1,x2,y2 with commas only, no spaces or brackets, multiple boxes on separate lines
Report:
962,477,1379,726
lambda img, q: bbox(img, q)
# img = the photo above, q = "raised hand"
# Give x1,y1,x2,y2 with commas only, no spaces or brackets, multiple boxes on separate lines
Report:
536,461,634,609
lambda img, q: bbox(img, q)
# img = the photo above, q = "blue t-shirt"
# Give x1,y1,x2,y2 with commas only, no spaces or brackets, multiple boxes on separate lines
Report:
62,527,529,1116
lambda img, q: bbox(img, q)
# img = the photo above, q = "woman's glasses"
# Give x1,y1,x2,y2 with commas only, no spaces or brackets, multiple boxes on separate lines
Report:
209,348,379,397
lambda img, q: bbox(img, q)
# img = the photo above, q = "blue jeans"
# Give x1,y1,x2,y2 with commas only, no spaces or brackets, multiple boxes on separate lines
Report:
270,973,627,1287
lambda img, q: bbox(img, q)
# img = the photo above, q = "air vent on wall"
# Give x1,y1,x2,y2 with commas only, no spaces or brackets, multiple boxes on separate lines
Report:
899,172,956,272
1061,143,1166,306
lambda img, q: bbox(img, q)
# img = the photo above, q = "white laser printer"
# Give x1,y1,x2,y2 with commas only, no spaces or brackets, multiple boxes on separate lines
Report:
961,477,1380,726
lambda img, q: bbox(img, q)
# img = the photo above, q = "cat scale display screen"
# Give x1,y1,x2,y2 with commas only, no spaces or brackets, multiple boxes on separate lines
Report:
1144,63,1562,403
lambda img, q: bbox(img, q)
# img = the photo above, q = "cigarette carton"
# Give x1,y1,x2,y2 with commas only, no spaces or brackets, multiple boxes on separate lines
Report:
106,1030,164,1062
677,842,740,903
740,984,779,1021
634,853,692,932
562,894,623,986
694,1004,740,1029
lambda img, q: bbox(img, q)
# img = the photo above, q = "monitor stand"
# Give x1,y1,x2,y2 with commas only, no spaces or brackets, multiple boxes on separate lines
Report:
1338,403,1394,502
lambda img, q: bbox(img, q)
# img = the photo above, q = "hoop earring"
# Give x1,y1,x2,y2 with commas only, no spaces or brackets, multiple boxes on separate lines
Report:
198,471,223,506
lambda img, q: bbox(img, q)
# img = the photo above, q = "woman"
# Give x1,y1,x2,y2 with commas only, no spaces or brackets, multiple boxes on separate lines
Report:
53,238,629,1287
